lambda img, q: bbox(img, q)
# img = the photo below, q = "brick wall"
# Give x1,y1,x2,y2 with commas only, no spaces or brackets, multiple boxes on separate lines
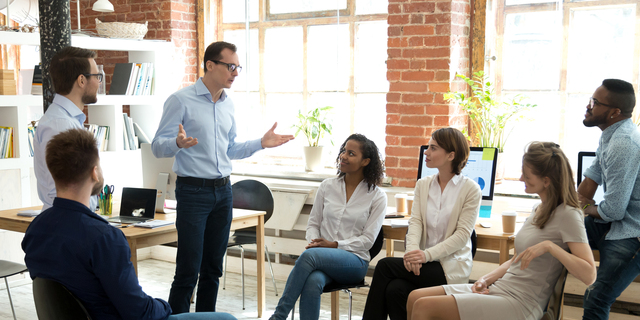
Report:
71,0,198,91
385,0,471,188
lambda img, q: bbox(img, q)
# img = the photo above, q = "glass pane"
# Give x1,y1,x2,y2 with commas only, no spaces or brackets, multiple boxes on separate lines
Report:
355,94,387,158
265,27,303,92
308,92,350,150
222,0,259,23
500,92,561,178
308,24,350,92
270,0,347,14
502,12,561,90
227,91,261,142
224,29,259,92
567,7,635,92
562,93,601,171
506,0,558,6
262,94,304,158
356,0,388,15
355,21,389,93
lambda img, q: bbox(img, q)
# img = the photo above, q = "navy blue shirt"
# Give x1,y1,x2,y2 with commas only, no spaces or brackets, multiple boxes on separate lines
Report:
22,198,171,320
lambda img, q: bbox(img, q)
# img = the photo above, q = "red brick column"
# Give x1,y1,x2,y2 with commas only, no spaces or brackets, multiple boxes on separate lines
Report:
385,0,470,188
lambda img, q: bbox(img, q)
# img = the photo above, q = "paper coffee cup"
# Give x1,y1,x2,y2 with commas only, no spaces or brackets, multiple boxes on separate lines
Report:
502,211,517,234
406,196,414,216
395,194,407,213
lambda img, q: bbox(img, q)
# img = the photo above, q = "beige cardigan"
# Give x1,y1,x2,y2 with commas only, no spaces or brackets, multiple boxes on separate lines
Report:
405,175,482,284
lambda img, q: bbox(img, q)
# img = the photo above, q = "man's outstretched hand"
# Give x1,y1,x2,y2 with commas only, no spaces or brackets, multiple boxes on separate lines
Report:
261,122,294,148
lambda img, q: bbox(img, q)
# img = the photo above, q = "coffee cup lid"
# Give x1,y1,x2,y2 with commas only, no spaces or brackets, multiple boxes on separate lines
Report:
395,193,407,198
502,211,517,216
407,196,414,200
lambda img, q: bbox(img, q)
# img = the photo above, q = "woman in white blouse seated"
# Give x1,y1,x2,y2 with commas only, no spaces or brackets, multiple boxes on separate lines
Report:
269,133,387,320
406,142,596,320
363,127,482,320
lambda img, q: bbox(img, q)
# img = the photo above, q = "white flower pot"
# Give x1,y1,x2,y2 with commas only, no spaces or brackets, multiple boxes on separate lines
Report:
303,146,324,172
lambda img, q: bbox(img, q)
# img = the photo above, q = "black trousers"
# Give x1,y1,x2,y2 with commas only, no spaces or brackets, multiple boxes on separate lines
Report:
362,257,447,320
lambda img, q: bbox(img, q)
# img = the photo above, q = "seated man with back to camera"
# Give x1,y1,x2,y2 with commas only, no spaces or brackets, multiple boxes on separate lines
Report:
22,128,237,320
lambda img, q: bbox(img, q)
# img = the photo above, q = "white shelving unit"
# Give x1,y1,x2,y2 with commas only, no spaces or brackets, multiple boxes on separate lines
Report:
0,31,174,209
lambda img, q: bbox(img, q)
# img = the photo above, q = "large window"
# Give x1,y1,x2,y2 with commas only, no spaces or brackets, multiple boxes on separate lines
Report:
489,0,640,180
212,0,388,173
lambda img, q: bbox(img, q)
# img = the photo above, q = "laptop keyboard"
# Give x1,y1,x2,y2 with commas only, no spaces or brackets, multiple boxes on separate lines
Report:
108,217,150,224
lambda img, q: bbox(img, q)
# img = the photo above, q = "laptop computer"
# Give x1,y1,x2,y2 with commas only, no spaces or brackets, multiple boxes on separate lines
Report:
577,151,605,203
107,187,157,224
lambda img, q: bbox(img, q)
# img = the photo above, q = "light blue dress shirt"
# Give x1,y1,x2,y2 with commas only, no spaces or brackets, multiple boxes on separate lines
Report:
584,118,640,240
34,94,98,211
151,78,262,178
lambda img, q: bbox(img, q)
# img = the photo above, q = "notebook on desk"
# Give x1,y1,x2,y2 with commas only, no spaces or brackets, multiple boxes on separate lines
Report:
106,187,157,224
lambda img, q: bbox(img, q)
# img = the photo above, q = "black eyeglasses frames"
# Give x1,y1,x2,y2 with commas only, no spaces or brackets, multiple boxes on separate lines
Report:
83,73,104,83
210,60,243,73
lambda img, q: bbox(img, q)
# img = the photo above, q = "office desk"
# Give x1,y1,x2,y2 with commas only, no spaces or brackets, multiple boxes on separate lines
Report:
382,197,535,264
0,206,268,317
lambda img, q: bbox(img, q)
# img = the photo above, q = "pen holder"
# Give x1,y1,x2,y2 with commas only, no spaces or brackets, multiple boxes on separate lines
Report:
99,197,113,216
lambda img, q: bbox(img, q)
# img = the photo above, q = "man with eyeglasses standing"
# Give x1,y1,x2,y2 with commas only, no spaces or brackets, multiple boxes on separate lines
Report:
152,41,294,314
34,46,103,212
578,79,640,320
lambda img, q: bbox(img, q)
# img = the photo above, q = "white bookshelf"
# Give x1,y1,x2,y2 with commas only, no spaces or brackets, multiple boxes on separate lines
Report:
0,31,174,209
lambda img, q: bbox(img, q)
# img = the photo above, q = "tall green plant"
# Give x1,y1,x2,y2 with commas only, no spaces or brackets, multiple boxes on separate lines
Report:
292,106,333,147
444,71,536,152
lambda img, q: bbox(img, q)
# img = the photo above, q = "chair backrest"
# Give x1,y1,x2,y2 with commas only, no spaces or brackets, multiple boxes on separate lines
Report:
471,229,477,258
540,267,568,320
369,227,385,260
33,277,92,320
232,179,275,233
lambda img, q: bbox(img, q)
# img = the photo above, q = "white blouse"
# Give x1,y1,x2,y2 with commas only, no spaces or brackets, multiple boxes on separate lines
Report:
306,176,387,261
425,174,465,248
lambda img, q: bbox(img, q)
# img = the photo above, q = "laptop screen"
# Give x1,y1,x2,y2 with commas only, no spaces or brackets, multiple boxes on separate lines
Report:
577,151,605,204
417,146,498,200
119,187,157,218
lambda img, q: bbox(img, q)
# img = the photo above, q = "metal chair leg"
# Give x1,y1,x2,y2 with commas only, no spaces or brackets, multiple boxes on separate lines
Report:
291,303,295,320
265,245,278,296
5,277,17,320
240,245,245,310
223,249,228,290
346,289,352,320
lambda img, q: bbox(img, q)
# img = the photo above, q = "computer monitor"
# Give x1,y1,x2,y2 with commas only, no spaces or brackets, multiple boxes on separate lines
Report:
417,146,498,217
141,143,176,213
577,151,605,204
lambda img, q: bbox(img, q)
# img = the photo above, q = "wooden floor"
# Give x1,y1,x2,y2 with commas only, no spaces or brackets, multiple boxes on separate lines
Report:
1,258,638,319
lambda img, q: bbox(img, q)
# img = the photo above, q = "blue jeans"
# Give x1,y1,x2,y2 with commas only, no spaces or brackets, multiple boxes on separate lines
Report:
168,180,233,314
271,247,369,320
169,312,236,320
583,216,640,320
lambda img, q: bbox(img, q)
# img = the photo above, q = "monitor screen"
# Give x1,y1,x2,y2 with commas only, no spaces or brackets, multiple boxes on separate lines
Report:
417,146,498,200
577,151,605,204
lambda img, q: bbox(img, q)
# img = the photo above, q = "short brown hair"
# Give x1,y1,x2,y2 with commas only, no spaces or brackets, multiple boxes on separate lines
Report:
50,46,97,95
431,127,470,175
203,41,237,74
46,129,99,189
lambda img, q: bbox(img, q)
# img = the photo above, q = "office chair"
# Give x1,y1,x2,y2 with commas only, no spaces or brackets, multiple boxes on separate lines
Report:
540,267,568,320
0,260,28,320
223,179,278,310
32,277,92,320
290,227,385,320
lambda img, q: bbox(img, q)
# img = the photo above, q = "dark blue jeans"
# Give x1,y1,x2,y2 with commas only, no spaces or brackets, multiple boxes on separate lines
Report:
583,216,640,320
168,180,233,314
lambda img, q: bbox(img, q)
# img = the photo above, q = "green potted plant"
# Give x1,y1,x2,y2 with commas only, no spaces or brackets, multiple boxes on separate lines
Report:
292,106,333,171
444,71,536,181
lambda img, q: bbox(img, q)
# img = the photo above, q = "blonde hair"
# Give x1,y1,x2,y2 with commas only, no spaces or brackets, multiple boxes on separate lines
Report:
522,142,581,229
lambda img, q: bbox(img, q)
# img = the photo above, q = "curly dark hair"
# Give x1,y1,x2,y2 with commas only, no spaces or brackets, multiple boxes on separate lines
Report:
335,134,384,191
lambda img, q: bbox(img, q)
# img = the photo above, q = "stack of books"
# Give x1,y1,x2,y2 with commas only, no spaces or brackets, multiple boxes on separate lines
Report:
0,70,17,95
27,123,36,157
109,62,154,95
85,124,110,152
0,126,14,158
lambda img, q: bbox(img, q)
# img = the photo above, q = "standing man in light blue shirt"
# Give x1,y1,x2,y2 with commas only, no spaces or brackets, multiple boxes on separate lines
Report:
152,41,294,314
578,79,640,320
34,46,102,211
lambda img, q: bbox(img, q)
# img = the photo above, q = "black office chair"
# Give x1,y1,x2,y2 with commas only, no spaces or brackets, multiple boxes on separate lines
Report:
540,267,568,320
0,260,28,320
32,277,92,320
222,179,278,310
291,227,385,320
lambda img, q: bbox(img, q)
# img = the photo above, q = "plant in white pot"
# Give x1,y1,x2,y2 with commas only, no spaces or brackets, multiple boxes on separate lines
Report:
444,71,536,182
292,106,333,172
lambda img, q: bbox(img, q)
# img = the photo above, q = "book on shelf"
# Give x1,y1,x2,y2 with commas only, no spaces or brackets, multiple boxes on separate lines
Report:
109,62,154,96
27,124,36,157
0,126,14,159
133,122,151,145
109,63,135,95
122,114,139,150
0,69,17,95
31,65,42,95
84,124,110,152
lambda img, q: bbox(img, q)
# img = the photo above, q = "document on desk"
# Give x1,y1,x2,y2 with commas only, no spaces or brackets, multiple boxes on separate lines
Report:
134,220,174,229
390,219,409,228
17,210,41,217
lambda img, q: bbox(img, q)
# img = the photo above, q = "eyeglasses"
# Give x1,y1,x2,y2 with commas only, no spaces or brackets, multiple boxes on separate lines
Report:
83,73,104,83
210,60,242,73
589,97,615,109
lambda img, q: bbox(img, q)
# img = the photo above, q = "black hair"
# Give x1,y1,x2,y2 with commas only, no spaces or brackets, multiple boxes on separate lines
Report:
335,134,384,191
602,79,636,116
203,41,237,73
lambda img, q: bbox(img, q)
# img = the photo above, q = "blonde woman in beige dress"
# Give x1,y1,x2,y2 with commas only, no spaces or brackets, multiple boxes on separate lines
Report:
406,142,597,320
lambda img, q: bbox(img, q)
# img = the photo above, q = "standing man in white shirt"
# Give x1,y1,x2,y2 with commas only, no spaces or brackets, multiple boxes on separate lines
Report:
34,46,102,211
152,41,294,314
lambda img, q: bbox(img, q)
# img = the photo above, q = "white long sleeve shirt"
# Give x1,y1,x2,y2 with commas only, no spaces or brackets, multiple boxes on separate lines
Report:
306,176,387,261
425,174,465,248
